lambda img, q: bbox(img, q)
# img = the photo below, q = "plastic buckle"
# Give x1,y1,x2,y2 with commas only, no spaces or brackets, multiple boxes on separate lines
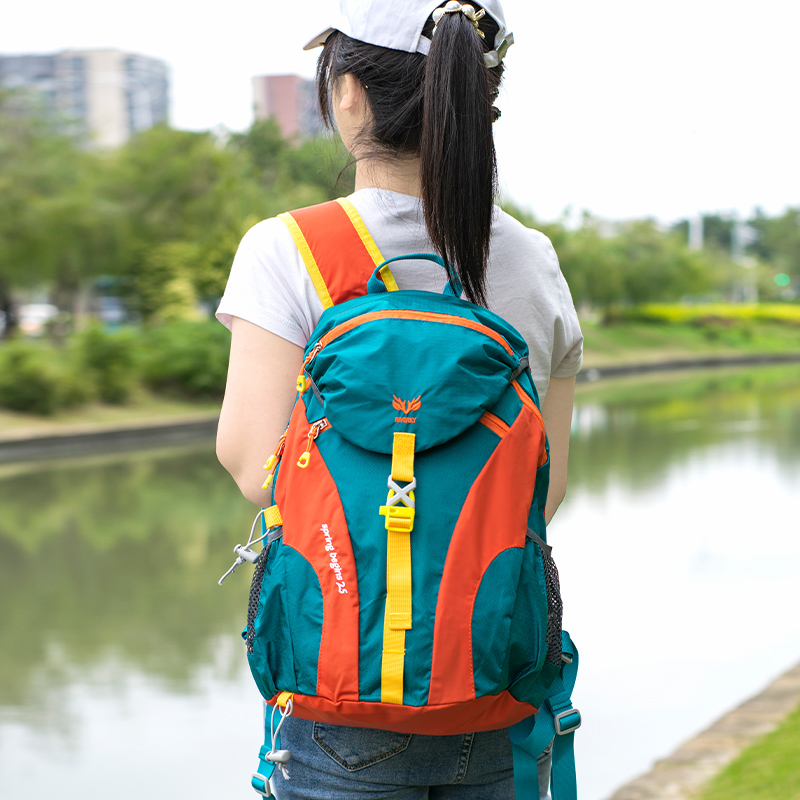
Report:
296,375,308,394
251,773,272,797
553,708,582,735
379,504,415,532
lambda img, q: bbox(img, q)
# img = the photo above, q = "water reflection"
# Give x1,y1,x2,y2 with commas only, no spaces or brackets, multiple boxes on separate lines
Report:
561,366,800,799
0,365,798,799
0,447,254,708
570,367,800,491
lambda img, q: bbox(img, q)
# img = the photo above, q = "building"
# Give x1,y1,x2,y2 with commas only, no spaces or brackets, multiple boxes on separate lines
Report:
0,49,169,148
252,75,324,139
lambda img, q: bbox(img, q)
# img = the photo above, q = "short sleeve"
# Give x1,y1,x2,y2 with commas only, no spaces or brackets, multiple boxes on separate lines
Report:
548,254,584,379
215,217,322,348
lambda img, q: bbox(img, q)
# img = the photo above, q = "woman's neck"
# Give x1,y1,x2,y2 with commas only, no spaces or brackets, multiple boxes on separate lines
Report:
354,155,422,198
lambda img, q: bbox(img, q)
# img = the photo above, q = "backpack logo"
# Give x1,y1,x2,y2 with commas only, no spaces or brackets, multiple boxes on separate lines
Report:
393,395,421,423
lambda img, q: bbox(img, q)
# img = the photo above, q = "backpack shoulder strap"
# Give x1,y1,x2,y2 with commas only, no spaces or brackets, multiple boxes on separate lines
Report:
279,197,390,309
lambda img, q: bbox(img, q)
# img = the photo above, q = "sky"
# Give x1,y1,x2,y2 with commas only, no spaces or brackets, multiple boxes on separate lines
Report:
2,0,798,224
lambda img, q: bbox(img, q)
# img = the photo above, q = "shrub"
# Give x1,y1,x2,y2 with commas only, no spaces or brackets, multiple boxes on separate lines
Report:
606,303,800,326
74,326,139,404
140,320,229,399
0,342,88,415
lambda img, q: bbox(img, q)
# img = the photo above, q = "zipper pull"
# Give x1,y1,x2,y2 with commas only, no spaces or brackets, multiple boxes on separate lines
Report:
262,432,288,489
297,419,329,468
264,433,288,471
303,341,323,368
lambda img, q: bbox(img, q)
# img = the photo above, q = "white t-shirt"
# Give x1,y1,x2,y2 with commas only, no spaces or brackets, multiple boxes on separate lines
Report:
217,188,583,400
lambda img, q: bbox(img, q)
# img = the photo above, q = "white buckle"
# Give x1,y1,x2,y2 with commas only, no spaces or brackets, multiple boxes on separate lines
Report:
251,773,272,797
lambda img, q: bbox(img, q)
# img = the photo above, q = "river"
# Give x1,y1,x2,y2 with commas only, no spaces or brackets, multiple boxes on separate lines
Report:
0,364,798,799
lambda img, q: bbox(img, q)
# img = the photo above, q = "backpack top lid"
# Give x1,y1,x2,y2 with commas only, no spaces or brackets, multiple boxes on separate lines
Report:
304,285,531,454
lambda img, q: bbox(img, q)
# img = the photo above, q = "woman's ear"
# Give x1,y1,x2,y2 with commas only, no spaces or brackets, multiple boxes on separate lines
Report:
334,72,369,154
337,72,367,114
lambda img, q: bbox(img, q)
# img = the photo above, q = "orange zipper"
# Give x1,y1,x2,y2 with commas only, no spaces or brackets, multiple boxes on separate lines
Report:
297,418,330,468
305,309,515,366
262,430,288,489
512,381,544,424
480,411,510,438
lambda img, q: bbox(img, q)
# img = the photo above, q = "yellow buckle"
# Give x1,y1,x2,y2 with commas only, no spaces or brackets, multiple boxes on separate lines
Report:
379,504,415,532
264,455,278,471
297,375,308,394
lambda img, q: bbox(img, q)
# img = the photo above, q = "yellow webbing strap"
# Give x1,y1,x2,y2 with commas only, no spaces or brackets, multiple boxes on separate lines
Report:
390,432,415,483
262,505,283,529
379,265,400,292
335,197,385,266
336,197,399,292
380,432,416,704
278,212,334,309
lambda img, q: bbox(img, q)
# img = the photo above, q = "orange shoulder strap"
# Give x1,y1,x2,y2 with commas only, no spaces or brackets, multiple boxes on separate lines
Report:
279,197,391,309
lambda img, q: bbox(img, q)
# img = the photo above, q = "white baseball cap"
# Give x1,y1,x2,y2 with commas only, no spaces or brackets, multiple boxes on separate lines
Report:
303,0,514,68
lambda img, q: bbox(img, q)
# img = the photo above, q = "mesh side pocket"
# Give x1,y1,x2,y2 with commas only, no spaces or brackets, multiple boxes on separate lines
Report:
246,544,270,655
541,548,563,666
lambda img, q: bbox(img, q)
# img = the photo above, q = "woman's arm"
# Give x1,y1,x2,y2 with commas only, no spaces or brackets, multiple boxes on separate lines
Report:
540,375,576,524
217,316,304,506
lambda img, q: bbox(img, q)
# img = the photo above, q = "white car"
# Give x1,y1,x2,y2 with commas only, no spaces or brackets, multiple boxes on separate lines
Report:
18,303,59,336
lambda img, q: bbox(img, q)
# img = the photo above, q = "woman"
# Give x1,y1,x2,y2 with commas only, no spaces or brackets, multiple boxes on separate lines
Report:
216,1,582,797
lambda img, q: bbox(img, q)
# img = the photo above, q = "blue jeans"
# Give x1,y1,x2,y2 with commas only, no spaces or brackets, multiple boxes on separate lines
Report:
270,716,551,799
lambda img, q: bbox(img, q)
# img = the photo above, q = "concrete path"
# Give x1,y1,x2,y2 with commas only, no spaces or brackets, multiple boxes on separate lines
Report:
578,352,800,383
607,661,800,799
0,412,219,462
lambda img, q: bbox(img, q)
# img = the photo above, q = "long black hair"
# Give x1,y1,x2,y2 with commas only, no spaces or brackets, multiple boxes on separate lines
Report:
316,5,504,306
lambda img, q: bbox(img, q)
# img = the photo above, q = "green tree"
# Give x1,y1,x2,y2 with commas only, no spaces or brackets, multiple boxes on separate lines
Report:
0,91,124,330
749,207,800,291
504,204,722,308
102,126,271,320
672,214,734,253
613,219,718,304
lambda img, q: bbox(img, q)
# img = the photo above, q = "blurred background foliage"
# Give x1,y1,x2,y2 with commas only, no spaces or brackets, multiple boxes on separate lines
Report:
1,88,799,416
0,94,356,329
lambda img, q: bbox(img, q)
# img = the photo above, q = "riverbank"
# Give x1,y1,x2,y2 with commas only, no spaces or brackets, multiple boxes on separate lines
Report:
0,397,220,462
608,659,800,800
2,336,799,459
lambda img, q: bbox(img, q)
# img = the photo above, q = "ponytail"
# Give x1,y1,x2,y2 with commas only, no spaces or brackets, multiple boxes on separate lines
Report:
422,12,497,305
316,4,505,306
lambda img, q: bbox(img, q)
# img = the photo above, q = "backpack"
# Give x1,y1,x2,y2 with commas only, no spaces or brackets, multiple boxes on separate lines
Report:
220,198,581,799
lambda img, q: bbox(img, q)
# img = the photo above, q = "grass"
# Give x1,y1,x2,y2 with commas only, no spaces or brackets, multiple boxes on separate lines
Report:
582,320,800,368
696,700,800,800
574,362,800,404
0,395,220,441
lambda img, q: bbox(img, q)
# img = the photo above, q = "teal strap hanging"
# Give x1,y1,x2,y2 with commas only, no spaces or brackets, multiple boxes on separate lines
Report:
251,735,278,797
510,631,580,800
251,699,294,796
